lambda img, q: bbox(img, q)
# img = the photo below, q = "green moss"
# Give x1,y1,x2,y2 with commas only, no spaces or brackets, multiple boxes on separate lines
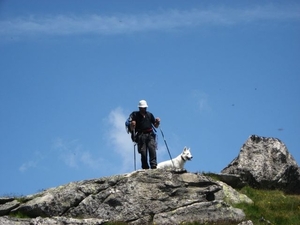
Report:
9,211,31,219
15,197,30,204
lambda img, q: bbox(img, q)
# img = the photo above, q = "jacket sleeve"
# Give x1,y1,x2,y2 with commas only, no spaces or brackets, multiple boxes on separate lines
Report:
130,111,137,121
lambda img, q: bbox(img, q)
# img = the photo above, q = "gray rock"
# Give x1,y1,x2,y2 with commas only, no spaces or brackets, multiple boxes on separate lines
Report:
0,198,15,204
153,201,245,224
221,134,300,194
1,170,246,224
0,216,107,225
0,216,29,225
212,173,246,189
238,220,254,225
0,200,20,216
216,181,253,205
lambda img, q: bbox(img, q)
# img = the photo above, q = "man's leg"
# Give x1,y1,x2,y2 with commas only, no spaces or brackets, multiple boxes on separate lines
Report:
148,135,157,169
138,135,149,169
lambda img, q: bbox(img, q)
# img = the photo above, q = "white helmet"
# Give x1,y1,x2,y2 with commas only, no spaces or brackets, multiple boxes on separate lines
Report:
138,100,148,108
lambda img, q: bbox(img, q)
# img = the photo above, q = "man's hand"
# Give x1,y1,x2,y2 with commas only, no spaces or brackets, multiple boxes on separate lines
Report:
154,117,160,128
130,121,136,130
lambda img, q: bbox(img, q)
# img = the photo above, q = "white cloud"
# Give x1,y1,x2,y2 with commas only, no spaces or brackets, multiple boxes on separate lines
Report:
19,108,172,173
1,4,299,38
53,138,81,168
19,151,45,172
80,151,104,170
191,90,211,113
106,107,136,172
19,111,132,173
52,138,104,170
19,160,37,172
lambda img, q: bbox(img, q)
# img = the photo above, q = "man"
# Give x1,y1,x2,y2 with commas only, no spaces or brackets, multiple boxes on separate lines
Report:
129,100,160,169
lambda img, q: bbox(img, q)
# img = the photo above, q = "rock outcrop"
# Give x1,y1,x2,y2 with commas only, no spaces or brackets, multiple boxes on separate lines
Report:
0,170,248,225
221,134,300,194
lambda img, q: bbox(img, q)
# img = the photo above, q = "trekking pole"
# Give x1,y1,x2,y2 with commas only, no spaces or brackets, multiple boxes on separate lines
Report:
133,143,136,171
133,128,137,171
159,127,175,168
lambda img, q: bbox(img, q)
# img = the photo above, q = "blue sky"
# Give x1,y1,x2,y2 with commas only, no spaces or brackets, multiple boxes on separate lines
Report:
0,0,299,196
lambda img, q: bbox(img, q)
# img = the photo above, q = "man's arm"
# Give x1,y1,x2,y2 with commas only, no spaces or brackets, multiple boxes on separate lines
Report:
130,112,137,130
131,120,136,130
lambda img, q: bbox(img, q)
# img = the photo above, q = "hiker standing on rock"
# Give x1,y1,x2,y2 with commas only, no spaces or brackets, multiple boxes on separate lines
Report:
127,100,160,169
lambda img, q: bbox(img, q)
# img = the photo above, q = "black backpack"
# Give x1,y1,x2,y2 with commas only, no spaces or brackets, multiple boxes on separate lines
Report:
125,114,136,142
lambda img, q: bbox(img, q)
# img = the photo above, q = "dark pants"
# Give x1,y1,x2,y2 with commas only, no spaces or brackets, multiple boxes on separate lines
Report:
137,132,157,169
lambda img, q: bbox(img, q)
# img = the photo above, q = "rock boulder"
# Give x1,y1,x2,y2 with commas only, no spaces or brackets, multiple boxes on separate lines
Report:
0,170,247,225
221,135,300,194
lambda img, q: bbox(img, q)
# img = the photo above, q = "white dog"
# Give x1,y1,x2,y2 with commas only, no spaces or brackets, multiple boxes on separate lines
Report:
157,147,193,170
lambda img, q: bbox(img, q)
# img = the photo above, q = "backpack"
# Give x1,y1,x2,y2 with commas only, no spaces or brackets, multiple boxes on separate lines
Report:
125,116,134,135
125,112,137,142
